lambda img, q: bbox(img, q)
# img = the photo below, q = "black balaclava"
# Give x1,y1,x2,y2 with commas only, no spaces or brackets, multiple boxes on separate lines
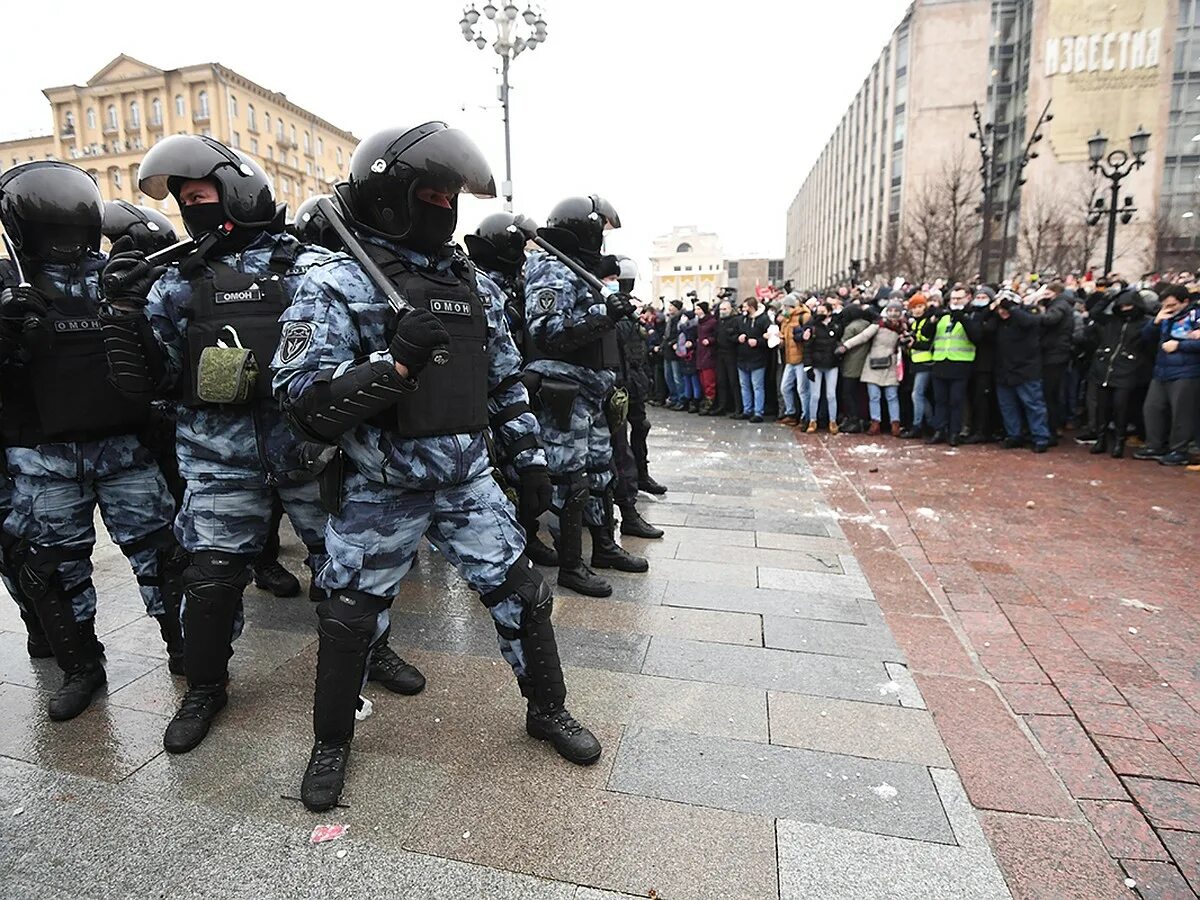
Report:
27,224,90,265
406,198,457,256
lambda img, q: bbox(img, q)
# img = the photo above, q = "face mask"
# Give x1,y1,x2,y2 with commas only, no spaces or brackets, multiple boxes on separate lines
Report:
30,224,90,264
181,202,228,239
406,200,456,255
601,281,619,296
949,302,966,310
972,298,989,307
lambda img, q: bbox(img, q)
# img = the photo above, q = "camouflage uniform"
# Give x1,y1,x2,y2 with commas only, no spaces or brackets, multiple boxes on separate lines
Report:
522,251,615,527
144,232,331,637
1,257,176,625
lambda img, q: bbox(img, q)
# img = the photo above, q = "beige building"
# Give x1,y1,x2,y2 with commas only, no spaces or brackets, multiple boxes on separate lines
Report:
649,226,726,303
786,0,1185,288
0,54,358,237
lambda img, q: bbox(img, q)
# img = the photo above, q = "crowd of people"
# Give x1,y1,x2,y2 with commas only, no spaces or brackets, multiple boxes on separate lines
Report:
642,275,1200,466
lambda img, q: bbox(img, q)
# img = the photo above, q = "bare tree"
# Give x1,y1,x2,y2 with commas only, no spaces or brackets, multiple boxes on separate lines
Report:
892,152,981,282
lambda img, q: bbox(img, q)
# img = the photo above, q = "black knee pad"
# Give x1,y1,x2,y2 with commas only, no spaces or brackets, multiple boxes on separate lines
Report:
481,555,553,624
17,543,90,602
123,527,190,596
182,550,253,594
561,469,589,514
316,590,390,649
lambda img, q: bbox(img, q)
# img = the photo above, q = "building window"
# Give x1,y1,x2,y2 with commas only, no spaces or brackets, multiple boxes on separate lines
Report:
250,137,258,155
303,131,312,154
228,94,237,120
150,97,162,126
317,137,324,156
247,104,257,131
727,261,739,278
290,124,297,146
336,146,343,167
685,265,693,271
106,104,118,131
306,161,313,175
86,107,96,129
282,176,291,195
673,266,681,272
292,155,298,168
175,95,185,117
676,242,692,252
111,167,121,188
197,90,209,120
264,112,271,133
63,111,75,134
266,146,273,160
231,132,241,148
276,119,285,141
129,101,140,128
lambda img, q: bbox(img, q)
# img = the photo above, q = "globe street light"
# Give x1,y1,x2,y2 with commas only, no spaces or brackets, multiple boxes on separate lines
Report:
459,4,549,212
1087,125,1151,274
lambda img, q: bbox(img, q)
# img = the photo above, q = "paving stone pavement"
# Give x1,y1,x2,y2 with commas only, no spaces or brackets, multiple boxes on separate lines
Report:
0,410,1017,899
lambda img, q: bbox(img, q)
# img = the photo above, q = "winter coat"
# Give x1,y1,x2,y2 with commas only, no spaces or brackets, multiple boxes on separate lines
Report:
716,314,741,354
1142,302,1200,382
994,306,1044,385
736,310,772,370
663,311,682,348
963,306,999,373
677,314,698,374
780,306,809,365
842,321,904,387
839,318,873,379
1039,294,1075,366
800,316,843,370
616,317,653,403
696,314,718,370
1084,297,1149,390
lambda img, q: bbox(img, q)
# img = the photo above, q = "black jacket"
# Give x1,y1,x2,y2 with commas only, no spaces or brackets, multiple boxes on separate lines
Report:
1039,294,1075,366
928,306,987,379
736,310,771,370
716,314,741,354
963,305,999,373
616,317,652,402
801,316,844,369
1085,294,1150,390
995,306,1044,385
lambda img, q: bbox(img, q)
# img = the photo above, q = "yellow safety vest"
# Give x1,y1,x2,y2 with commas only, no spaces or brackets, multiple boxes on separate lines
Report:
910,316,935,365
931,314,976,363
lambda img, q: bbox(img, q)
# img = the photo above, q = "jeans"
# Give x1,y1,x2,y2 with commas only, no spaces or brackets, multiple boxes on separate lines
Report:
911,370,932,429
811,367,839,423
867,383,899,422
738,366,766,417
932,376,969,438
681,372,701,400
664,358,682,404
780,363,808,418
1143,377,1200,453
996,379,1052,446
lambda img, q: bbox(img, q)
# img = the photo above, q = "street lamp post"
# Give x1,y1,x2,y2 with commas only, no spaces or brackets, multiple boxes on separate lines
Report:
459,3,548,213
1086,125,1150,274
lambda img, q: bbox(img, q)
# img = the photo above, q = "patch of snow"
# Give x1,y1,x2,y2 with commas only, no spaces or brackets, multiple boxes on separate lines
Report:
1119,598,1162,613
871,783,899,800
849,444,889,456
914,507,940,521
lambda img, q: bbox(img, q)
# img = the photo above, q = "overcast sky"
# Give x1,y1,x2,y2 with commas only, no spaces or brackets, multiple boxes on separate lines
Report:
1,0,911,284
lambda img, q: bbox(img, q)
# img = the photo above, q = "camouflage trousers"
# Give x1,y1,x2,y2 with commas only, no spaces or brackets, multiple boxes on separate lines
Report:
4,440,176,622
175,477,327,640
0,474,29,617
536,390,612,528
317,469,534,675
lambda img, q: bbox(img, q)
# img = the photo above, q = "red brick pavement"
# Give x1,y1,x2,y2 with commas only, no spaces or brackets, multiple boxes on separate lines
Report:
807,431,1200,899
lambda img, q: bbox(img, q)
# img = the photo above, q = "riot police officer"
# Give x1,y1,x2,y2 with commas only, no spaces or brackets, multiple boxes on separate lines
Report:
102,200,178,255
274,121,598,813
523,196,648,598
289,194,344,251
99,135,425,755
0,161,183,721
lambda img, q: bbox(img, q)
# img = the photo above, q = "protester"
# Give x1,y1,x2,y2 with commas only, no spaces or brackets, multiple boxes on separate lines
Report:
840,298,908,436
1085,286,1149,458
802,301,842,433
1039,281,1075,436
902,293,935,438
926,286,983,446
663,299,684,409
837,304,874,434
715,299,743,417
1134,283,1200,465
993,289,1053,452
778,294,809,427
695,301,719,415
736,297,771,422
676,308,701,413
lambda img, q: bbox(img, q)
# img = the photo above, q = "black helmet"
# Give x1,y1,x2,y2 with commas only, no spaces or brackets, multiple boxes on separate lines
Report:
102,200,178,253
0,161,103,263
544,195,620,254
290,193,344,250
463,212,534,276
340,122,495,251
615,255,638,294
137,133,279,237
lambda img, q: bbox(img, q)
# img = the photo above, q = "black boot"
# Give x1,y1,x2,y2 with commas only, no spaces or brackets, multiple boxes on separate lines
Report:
513,606,601,766
1110,437,1126,459
164,565,242,754
16,603,52,659
302,590,387,813
1090,430,1109,455
154,612,186,677
367,628,426,695
556,480,612,597
22,550,107,721
590,525,650,572
252,560,301,598
636,464,667,495
618,502,664,539
523,516,559,567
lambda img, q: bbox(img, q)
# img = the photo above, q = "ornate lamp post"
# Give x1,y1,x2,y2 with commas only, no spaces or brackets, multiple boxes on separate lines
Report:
1087,126,1150,274
459,4,548,212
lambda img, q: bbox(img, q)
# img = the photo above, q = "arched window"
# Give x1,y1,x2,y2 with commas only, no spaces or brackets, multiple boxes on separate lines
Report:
303,130,311,153
106,104,118,131
247,104,257,131
150,97,162,125
276,118,284,141
110,166,121,189
174,95,185,116
129,101,140,128
197,90,209,119
676,242,693,252
290,124,297,146
86,108,96,129
263,111,271,133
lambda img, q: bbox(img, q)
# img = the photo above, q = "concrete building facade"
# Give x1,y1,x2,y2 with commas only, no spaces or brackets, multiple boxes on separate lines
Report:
0,54,358,236
786,0,1183,287
649,226,725,303
725,257,785,301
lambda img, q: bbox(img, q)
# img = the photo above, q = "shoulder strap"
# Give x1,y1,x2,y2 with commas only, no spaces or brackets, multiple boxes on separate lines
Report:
268,235,302,274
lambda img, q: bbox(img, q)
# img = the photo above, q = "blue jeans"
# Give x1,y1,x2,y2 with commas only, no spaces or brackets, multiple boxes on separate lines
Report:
996,379,1052,446
682,372,701,400
738,366,766,417
811,367,838,422
867,383,899,422
664,358,682,404
780,363,809,419
911,369,932,429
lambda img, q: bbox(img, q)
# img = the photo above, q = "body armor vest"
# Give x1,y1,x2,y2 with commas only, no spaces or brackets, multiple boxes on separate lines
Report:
2,271,149,446
526,277,620,371
182,242,296,408
364,246,489,439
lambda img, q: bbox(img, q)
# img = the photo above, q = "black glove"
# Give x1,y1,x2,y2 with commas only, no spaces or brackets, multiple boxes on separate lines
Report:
389,308,451,377
604,291,637,320
0,285,52,353
517,465,553,521
101,236,166,307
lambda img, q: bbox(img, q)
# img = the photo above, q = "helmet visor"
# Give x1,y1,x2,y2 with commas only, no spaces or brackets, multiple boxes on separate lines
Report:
398,128,496,199
591,194,621,230
137,134,243,200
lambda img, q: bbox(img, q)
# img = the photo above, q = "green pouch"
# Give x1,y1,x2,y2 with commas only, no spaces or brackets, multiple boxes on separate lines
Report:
196,326,258,405
606,386,630,430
